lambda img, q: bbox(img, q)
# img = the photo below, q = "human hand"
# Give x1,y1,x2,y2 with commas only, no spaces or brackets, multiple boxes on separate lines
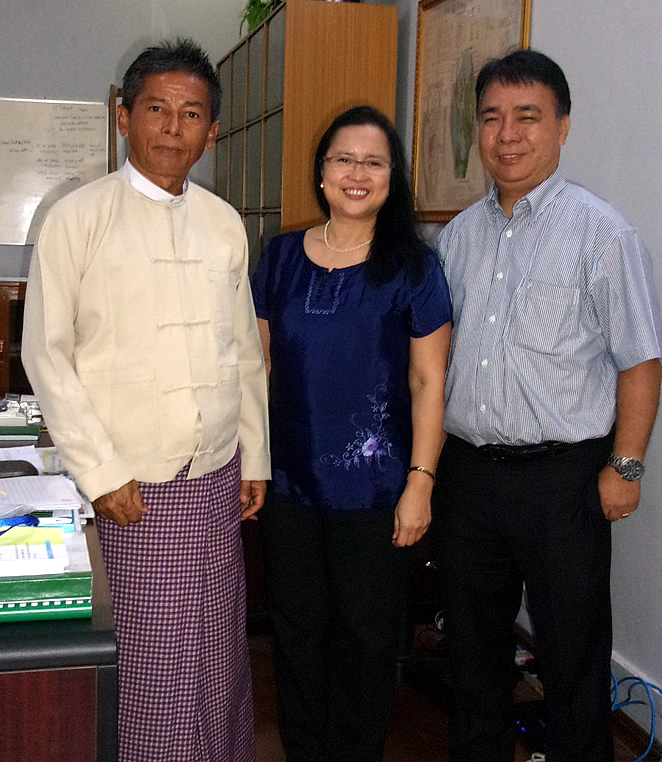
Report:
93,480,147,527
598,466,641,522
240,480,266,520
392,477,432,547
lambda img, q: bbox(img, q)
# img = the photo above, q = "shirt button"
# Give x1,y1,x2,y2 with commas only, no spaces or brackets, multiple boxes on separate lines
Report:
496,272,504,280
479,404,486,413
506,230,513,238
481,359,488,367
489,315,496,323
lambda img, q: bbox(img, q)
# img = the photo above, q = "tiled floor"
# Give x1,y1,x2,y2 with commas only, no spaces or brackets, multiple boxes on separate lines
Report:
250,633,653,762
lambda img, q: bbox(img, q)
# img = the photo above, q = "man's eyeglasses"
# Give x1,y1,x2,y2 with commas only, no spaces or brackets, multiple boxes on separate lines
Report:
323,156,392,176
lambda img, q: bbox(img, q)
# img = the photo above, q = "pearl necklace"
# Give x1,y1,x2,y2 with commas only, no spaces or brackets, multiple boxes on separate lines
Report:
323,221,373,254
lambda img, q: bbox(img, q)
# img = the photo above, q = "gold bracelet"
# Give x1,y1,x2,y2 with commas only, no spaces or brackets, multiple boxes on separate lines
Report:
408,466,436,484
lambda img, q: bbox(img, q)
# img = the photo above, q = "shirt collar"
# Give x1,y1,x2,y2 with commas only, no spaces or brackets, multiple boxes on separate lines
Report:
122,159,189,201
485,167,567,223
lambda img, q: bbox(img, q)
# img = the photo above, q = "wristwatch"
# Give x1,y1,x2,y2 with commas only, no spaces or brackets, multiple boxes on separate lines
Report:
606,454,645,481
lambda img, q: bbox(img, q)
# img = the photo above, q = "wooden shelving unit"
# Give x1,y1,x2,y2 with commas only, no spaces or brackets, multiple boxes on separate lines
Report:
215,0,398,271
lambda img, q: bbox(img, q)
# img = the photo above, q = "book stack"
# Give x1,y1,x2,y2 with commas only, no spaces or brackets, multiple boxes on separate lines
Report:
30,508,79,533
0,476,93,622
0,529,93,622
0,526,69,577
0,406,40,442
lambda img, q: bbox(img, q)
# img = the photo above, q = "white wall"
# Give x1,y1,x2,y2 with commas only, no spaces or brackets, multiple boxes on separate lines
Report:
396,0,662,737
531,0,662,737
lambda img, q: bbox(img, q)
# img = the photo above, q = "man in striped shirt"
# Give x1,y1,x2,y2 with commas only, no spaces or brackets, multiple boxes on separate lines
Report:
434,50,662,762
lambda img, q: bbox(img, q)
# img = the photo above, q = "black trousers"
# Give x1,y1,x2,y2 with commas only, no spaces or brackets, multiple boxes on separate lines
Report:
432,434,614,762
259,497,411,762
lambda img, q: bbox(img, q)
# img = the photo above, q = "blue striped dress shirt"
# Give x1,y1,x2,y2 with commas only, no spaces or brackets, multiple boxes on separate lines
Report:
436,169,662,446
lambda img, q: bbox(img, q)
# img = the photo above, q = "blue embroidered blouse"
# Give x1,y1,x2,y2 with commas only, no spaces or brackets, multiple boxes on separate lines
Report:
251,230,452,511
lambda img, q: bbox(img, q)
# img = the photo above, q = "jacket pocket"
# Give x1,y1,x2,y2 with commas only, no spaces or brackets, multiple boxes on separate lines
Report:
207,270,239,366
78,366,159,456
208,270,237,332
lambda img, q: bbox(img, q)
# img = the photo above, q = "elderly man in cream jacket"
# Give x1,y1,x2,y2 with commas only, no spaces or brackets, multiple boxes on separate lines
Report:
22,40,269,762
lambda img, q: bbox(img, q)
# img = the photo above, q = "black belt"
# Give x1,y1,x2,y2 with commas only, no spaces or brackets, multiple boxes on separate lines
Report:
448,434,587,462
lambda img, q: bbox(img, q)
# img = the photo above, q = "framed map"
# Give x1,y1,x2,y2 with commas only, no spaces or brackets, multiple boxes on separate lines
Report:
412,0,531,221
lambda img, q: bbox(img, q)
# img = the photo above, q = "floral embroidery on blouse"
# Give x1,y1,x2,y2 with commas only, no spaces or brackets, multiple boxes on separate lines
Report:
321,376,395,470
305,270,345,315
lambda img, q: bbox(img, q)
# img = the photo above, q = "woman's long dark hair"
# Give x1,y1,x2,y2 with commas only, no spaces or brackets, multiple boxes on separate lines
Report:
313,106,427,285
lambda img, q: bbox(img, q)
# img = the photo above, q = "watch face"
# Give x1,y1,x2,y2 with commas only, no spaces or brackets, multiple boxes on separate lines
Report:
622,459,644,481
609,455,645,481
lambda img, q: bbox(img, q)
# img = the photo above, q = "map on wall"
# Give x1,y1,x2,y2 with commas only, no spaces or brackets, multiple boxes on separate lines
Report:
412,0,530,221
0,98,107,245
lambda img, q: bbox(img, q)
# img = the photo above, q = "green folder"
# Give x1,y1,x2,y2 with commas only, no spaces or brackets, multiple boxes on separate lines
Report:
0,570,92,621
0,423,41,441
0,530,93,622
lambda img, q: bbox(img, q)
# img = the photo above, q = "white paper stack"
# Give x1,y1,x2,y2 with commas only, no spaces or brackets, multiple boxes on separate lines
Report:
0,475,82,514
0,526,69,576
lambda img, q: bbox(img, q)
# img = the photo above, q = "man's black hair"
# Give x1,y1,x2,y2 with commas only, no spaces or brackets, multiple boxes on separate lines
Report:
476,49,571,118
122,38,221,121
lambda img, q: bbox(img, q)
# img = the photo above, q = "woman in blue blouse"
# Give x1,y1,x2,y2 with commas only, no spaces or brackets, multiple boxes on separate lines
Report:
251,106,452,761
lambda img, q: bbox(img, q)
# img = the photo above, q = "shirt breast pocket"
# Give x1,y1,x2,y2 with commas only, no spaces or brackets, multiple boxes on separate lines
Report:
208,270,237,333
507,280,580,355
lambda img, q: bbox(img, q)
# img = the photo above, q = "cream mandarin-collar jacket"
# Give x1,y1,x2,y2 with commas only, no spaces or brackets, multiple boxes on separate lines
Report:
22,166,270,501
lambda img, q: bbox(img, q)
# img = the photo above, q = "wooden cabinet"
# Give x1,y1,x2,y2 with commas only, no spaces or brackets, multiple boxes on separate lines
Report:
0,524,117,762
0,280,31,398
215,0,398,271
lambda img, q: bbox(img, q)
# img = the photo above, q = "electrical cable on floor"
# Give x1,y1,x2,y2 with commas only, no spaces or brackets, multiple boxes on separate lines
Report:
524,674,662,762
611,673,662,762
421,615,661,762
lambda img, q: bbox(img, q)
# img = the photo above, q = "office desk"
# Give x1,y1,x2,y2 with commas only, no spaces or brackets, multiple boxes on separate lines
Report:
0,522,117,762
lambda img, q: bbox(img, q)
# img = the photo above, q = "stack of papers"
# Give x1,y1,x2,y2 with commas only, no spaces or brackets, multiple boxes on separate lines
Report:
0,445,45,473
0,409,27,426
0,475,84,577
0,526,69,576
0,402,39,440
0,474,83,515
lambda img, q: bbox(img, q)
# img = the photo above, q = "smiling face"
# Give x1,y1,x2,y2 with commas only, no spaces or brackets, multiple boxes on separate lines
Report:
478,80,570,216
321,124,392,225
117,71,219,195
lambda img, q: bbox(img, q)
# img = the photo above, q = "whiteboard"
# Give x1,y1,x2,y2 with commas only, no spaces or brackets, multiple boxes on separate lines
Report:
0,98,107,245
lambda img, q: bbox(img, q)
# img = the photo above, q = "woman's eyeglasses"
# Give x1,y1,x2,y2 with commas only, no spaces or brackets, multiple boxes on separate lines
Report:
323,156,392,176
